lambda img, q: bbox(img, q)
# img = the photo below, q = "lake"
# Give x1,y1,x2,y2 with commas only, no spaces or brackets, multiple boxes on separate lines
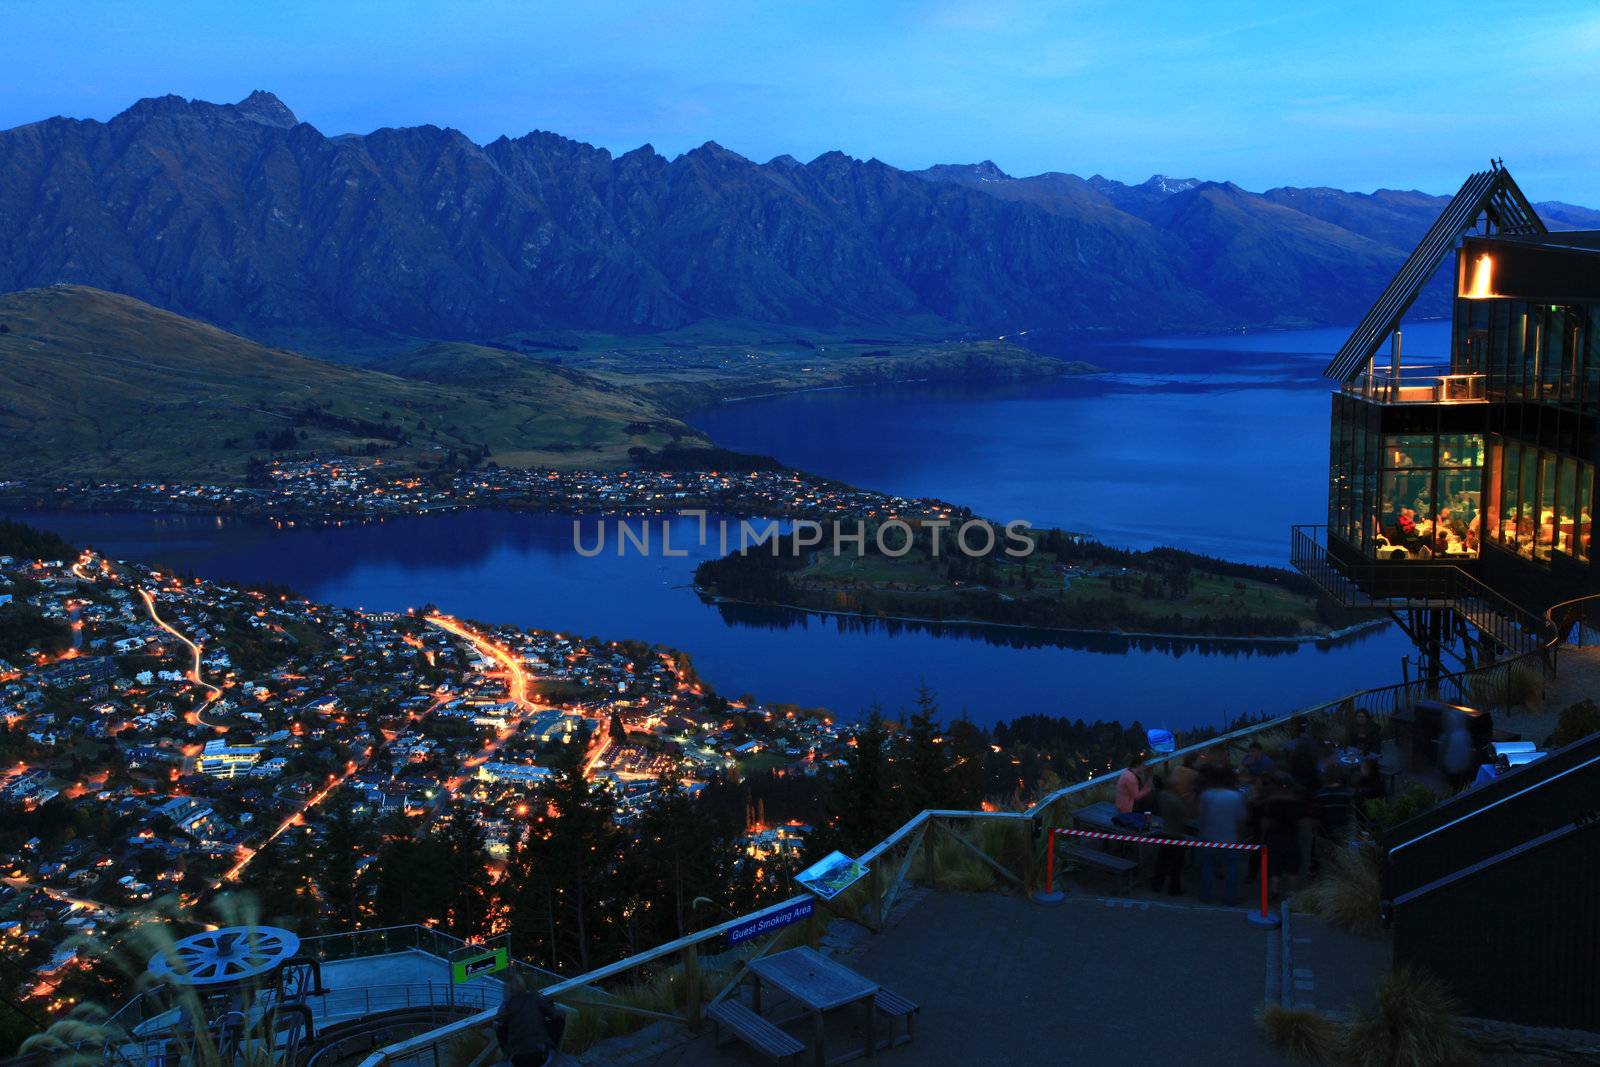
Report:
695,320,1452,564
10,323,1440,731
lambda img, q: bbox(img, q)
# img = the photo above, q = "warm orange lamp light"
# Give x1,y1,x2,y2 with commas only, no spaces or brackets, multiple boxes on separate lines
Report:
1463,253,1495,298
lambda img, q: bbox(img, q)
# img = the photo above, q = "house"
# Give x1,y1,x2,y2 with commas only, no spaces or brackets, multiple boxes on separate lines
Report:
195,739,263,778
476,762,555,787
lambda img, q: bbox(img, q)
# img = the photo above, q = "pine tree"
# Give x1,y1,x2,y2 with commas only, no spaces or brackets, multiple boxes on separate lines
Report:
898,685,952,816
508,759,624,972
318,802,377,932
623,768,744,952
436,812,494,939
823,705,893,854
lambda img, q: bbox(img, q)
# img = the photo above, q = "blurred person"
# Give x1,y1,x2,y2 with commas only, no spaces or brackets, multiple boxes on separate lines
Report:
1473,751,1512,788
1150,774,1190,896
496,969,565,1067
1260,773,1305,898
1439,714,1474,792
1115,752,1154,815
1196,767,1246,906
1241,740,1274,780
1345,708,1382,757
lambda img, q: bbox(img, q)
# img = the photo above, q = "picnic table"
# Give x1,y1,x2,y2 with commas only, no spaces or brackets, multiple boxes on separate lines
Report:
747,946,879,1066
1071,800,1170,836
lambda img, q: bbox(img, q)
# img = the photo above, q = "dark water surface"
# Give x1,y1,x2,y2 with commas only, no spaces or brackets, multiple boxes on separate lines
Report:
11,324,1441,730
693,321,1452,564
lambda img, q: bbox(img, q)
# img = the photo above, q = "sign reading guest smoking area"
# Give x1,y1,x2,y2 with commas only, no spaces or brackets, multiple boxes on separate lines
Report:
726,898,814,947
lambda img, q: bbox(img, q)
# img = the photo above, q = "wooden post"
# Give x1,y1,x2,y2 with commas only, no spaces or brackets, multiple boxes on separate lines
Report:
867,859,884,929
681,941,702,1030
1021,819,1037,895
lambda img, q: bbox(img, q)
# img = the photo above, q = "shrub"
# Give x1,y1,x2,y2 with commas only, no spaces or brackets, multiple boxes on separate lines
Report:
1361,784,1442,835
1298,840,1383,936
1256,1004,1341,1064
1342,966,1475,1067
1468,660,1545,710
1548,698,1600,748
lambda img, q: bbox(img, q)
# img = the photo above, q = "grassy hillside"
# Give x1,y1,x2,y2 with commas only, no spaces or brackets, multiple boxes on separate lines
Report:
0,287,704,480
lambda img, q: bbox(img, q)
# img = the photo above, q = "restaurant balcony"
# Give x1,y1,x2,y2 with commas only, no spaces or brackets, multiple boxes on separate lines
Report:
1290,524,1546,657
1340,368,1486,405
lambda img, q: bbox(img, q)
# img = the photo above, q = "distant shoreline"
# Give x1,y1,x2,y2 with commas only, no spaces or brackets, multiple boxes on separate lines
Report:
704,360,1102,407
695,588,1389,646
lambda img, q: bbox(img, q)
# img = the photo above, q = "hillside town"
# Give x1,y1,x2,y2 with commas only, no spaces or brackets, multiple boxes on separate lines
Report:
0,458,962,527
0,538,851,1018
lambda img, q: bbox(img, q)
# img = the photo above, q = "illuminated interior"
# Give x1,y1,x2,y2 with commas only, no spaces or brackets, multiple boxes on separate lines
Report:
1329,401,1486,562
1486,439,1593,562
1373,434,1483,560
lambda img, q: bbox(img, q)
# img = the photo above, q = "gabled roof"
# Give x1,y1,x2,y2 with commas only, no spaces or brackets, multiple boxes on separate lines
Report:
1324,162,1546,382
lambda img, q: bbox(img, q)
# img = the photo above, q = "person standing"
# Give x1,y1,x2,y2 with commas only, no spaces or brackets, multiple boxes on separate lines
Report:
1439,715,1475,792
1196,768,1246,906
495,971,565,1067
1115,753,1154,814
1150,775,1190,896
1260,774,1305,898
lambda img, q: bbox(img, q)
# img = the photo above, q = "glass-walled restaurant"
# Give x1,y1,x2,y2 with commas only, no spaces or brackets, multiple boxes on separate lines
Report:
1330,246,1599,569
1329,405,1486,560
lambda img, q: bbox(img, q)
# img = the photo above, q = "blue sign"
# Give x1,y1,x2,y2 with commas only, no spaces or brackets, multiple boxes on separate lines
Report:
726,898,814,946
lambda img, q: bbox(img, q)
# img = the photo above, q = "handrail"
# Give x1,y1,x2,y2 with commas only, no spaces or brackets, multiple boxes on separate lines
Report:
356,586,1597,1067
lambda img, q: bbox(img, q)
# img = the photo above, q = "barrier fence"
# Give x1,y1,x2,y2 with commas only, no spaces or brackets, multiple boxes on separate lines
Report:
1041,827,1274,925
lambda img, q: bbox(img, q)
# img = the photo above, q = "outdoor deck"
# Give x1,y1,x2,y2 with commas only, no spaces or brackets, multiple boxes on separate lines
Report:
597,890,1300,1066
306,950,504,1028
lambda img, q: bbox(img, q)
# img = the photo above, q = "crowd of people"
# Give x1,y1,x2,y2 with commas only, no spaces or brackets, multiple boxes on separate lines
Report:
1112,712,1390,906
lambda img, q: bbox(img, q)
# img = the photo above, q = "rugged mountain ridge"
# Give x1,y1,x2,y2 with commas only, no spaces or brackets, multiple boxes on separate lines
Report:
1,92,1592,355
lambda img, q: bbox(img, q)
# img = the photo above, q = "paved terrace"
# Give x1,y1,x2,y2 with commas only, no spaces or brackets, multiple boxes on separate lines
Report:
597,889,1297,1066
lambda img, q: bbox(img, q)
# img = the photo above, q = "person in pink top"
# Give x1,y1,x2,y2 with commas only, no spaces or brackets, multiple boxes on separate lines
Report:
1115,753,1154,814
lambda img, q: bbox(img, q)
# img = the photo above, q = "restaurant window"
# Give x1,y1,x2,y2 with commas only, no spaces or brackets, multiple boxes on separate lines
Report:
1535,454,1557,560
1486,437,1595,565
1578,463,1595,562
1484,440,1502,549
1587,306,1600,411
1372,433,1482,560
1555,459,1578,559
1518,447,1538,560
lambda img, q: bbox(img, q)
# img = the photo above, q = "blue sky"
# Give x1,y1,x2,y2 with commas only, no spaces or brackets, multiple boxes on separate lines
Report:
7,1,1597,202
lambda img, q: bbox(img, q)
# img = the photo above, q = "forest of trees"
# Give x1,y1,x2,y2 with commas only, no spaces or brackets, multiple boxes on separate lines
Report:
695,522,1365,638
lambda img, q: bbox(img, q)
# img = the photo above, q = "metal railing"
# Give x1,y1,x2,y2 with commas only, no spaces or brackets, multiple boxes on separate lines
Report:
1342,369,1487,404
1290,525,1546,656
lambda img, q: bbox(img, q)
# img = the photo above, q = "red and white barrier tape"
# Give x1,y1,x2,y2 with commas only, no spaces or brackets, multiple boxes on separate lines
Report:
1054,827,1260,851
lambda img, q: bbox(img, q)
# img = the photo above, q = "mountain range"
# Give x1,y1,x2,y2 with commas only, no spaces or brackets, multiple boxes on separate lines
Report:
2,91,1596,357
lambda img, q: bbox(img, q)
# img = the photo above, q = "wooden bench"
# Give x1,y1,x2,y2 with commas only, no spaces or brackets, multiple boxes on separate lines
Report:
1060,844,1138,892
873,986,919,1049
708,1000,805,1063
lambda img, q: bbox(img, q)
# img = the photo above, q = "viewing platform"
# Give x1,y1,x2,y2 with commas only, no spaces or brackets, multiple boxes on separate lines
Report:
1341,369,1487,405
610,888,1298,1066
